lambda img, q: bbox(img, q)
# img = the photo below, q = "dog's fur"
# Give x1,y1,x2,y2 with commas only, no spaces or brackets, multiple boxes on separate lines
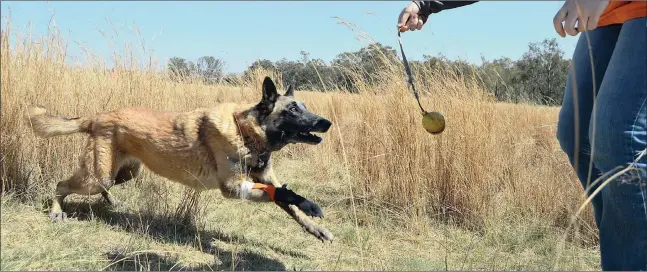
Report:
25,77,333,242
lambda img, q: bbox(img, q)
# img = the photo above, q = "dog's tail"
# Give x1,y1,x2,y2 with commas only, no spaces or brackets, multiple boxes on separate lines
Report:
25,105,93,138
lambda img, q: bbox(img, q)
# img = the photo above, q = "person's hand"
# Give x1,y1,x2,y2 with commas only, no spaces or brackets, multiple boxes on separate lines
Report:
553,0,609,37
398,1,427,32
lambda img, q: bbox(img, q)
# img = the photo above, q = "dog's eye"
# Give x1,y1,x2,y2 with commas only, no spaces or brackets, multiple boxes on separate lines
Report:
289,107,298,113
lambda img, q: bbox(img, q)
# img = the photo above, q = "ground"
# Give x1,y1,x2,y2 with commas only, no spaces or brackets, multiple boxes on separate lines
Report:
1,159,600,271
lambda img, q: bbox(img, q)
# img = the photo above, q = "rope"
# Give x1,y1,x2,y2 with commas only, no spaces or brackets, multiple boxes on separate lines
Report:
397,30,427,114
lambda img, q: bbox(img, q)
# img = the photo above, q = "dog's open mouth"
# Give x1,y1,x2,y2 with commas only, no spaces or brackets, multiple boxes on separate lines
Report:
296,131,322,144
287,118,331,145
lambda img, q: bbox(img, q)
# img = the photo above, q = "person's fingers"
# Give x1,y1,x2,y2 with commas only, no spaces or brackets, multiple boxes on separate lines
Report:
553,5,567,37
586,14,599,30
572,1,586,33
398,9,410,28
564,11,580,36
578,16,591,33
416,18,424,30
406,12,419,31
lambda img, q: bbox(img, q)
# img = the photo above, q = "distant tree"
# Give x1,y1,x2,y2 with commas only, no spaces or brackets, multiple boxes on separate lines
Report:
167,57,192,82
231,37,571,105
331,42,399,92
423,54,451,72
511,38,570,105
479,56,516,101
243,59,278,81
168,56,226,84
195,56,225,84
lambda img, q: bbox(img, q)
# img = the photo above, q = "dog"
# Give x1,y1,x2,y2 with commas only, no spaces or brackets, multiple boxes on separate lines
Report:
25,76,334,242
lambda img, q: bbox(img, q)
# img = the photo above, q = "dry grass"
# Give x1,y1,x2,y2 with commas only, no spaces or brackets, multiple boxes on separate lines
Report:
1,17,600,270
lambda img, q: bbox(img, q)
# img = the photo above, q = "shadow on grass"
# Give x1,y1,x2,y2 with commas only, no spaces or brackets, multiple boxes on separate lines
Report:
59,200,309,271
103,247,282,271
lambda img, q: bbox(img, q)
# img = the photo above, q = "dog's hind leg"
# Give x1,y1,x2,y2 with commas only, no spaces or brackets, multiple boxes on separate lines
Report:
50,175,75,221
101,159,142,206
74,136,120,206
50,163,98,221
50,136,119,221
113,160,143,185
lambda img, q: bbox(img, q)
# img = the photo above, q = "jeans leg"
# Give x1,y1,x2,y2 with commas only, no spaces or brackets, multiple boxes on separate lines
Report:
556,23,621,227
590,17,647,271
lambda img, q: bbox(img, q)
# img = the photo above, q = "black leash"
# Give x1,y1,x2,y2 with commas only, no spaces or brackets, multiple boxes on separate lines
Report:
397,30,427,114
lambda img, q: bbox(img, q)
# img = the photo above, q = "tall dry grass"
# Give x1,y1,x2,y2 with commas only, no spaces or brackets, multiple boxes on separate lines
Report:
0,17,597,246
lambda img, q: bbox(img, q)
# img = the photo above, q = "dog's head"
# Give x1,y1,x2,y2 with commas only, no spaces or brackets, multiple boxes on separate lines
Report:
254,77,332,149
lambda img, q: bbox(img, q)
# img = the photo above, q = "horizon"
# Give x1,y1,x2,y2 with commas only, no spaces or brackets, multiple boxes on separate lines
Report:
0,1,579,74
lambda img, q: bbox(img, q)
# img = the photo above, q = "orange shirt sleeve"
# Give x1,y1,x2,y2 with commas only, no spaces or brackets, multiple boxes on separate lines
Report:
598,1,647,27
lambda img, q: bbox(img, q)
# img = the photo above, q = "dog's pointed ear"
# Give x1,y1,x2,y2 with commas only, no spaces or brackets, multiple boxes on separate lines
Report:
284,83,295,97
262,76,279,103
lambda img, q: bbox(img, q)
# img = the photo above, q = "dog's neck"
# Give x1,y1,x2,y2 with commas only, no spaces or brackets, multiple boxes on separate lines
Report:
233,109,272,156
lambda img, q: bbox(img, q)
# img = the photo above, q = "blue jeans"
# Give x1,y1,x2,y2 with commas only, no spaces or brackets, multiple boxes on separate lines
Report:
556,17,647,271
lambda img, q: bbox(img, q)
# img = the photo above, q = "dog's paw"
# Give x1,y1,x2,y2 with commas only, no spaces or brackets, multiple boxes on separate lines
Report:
304,224,334,243
49,211,67,222
297,199,323,218
274,184,324,218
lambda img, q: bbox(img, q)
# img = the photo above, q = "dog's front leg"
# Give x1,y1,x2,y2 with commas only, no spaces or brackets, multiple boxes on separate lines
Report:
275,201,334,242
222,174,334,242
254,167,334,242
216,154,279,202
219,174,274,202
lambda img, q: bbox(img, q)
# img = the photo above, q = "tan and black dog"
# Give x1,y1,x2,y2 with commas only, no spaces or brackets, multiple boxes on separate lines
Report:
25,76,333,242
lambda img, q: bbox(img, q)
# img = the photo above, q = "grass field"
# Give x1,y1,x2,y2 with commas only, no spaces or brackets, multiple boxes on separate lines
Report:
0,19,602,270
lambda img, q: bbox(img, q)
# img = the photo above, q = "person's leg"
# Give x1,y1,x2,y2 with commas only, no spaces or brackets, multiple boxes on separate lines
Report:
556,23,622,227
590,16,647,271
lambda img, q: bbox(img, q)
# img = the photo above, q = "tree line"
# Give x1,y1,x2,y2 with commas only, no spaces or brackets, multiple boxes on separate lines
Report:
167,38,571,106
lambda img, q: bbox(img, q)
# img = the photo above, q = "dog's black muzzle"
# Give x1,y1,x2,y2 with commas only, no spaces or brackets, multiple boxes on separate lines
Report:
312,118,332,133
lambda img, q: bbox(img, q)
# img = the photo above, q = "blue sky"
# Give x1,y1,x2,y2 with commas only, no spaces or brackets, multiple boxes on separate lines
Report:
0,1,579,74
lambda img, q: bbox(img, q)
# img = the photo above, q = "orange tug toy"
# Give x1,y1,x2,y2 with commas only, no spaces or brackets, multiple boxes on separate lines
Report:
254,183,276,200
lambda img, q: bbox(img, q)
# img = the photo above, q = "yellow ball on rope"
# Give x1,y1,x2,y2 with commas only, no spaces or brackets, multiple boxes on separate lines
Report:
421,111,445,135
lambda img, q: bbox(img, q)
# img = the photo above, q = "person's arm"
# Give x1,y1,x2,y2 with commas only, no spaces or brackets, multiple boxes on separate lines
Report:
415,1,479,17
398,1,478,32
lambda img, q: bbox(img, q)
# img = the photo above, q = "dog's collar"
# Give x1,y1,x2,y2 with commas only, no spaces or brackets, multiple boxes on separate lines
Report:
242,135,268,153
